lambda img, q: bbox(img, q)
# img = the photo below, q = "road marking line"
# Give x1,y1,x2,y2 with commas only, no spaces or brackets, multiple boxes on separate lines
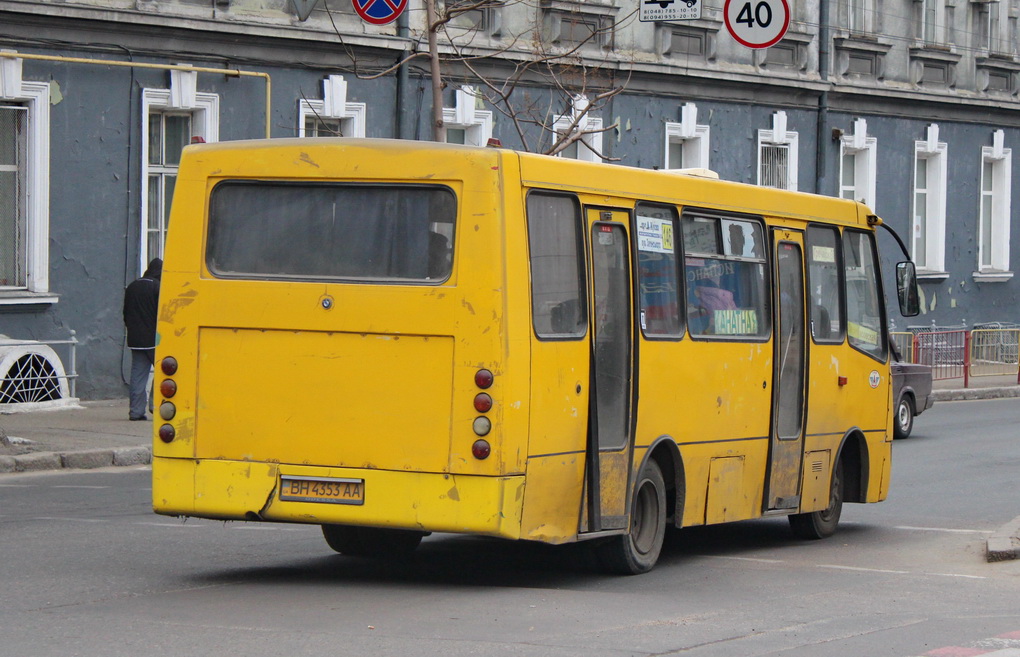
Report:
710,556,785,563
818,565,910,574
34,517,110,523
0,484,35,488
228,525,310,532
52,485,111,489
135,522,208,528
895,525,993,535
924,572,987,580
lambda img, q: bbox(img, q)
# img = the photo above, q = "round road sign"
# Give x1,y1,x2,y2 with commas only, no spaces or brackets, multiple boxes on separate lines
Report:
352,0,407,25
723,0,790,49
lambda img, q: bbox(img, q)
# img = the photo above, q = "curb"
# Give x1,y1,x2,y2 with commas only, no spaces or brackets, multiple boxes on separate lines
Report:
0,446,151,474
987,516,1020,562
931,386,1020,402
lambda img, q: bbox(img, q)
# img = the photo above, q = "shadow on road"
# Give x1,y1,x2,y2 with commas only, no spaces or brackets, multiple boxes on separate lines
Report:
181,516,880,589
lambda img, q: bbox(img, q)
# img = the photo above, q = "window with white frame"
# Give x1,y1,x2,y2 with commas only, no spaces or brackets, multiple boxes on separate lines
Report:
298,75,366,138
443,86,493,146
912,124,947,275
553,95,604,162
981,1,1018,55
0,53,51,303
664,102,710,170
838,118,877,208
757,111,798,190
141,70,218,271
920,0,945,45
843,0,874,33
978,130,1012,277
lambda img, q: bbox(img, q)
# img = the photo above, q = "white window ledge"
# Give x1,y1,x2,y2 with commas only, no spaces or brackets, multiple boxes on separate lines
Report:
0,292,59,306
917,271,950,281
972,271,1014,283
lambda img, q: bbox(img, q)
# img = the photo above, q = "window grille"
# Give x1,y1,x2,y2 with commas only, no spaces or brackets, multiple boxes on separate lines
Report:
760,144,790,190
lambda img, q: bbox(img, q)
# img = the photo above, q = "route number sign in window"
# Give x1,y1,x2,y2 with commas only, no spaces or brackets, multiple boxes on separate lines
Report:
724,0,790,49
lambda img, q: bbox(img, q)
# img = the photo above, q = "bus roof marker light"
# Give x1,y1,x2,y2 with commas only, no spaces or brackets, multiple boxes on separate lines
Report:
474,369,494,389
471,439,491,460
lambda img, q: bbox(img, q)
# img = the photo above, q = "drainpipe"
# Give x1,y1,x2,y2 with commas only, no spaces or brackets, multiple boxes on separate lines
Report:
396,10,411,139
815,0,831,195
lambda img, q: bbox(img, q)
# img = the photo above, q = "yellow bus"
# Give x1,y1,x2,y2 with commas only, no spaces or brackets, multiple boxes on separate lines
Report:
152,138,918,574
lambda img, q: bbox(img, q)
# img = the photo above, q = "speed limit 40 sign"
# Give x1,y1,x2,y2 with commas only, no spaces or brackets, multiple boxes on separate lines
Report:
724,0,790,49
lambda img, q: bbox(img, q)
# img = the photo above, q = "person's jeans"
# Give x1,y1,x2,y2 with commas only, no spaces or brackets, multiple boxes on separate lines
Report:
129,349,155,420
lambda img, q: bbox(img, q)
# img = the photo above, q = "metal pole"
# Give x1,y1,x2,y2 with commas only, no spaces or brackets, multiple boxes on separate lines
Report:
964,330,971,389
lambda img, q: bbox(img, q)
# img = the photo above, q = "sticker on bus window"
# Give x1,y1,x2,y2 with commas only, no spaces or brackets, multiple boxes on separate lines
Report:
637,217,674,254
812,245,836,263
713,309,758,335
848,321,879,346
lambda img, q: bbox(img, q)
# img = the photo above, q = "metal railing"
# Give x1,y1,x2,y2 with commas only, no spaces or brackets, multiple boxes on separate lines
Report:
0,331,78,403
893,325,1020,388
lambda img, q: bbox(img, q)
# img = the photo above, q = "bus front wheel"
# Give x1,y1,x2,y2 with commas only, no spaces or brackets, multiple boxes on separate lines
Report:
789,459,844,540
597,460,667,575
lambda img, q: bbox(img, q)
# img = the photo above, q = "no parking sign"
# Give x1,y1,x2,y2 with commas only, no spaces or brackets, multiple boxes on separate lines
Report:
352,0,407,25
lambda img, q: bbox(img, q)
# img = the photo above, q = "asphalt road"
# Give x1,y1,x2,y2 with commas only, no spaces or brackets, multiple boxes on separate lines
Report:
1,398,1018,657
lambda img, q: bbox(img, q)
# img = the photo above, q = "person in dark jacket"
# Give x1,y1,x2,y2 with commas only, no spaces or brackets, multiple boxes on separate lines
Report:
123,258,162,420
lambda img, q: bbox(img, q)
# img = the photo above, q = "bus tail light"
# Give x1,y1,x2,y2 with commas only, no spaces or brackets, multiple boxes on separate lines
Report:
161,356,178,375
473,393,493,413
158,424,176,443
474,369,493,389
160,379,177,398
472,439,491,460
472,416,491,436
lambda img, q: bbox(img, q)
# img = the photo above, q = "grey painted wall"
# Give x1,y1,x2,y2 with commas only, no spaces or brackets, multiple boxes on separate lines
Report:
2,12,1018,400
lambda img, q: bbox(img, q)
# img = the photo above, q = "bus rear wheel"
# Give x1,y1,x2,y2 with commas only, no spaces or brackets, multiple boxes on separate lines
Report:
789,459,844,540
322,524,425,557
597,460,667,575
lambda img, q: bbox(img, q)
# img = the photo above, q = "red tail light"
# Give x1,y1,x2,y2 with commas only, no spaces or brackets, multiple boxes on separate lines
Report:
472,439,491,459
473,393,493,413
474,369,493,389
161,357,178,376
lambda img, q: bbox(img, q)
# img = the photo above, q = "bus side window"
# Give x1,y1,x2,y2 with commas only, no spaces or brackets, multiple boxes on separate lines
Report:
805,225,844,343
682,213,769,339
526,192,587,339
635,203,682,338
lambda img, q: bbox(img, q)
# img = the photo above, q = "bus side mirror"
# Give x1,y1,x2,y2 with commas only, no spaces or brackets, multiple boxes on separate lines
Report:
896,261,920,317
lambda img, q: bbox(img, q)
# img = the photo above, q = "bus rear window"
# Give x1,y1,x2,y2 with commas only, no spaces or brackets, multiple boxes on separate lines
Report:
206,182,456,282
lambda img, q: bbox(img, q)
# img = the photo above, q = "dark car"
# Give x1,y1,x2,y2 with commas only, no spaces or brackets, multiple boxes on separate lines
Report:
891,357,934,439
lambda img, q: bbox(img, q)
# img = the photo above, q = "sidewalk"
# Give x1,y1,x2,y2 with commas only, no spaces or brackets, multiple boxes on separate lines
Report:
0,399,151,473
1,386,1018,561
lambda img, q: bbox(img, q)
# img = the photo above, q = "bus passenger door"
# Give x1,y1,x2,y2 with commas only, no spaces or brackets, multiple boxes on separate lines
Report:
767,234,807,511
585,209,635,532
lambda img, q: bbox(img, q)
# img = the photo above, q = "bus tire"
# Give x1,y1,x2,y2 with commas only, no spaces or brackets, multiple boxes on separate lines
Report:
789,459,844,540
894,395,915,439
321,524,365,555
598,460,667,575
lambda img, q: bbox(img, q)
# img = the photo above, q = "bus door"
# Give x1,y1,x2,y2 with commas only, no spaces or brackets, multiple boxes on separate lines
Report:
584,209,635,532
767,233,807,511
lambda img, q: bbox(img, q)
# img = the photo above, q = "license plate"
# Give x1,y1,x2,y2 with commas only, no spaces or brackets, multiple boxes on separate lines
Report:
279,476,365,505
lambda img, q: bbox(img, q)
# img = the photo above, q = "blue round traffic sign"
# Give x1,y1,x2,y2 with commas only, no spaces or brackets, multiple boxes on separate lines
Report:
352,0,407,25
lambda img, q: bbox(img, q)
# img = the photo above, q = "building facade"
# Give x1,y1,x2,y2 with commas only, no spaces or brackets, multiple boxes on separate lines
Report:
1,0,1018,399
